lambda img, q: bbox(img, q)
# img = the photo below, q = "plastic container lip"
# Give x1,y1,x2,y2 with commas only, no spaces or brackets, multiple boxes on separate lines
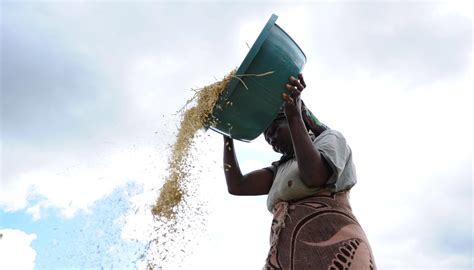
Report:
274,23,307,65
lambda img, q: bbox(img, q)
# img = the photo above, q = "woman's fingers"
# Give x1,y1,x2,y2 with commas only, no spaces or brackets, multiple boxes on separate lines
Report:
289,76,305,91
283,74,305,104
282,92,294,104
298,73,306,88
286,83,301,98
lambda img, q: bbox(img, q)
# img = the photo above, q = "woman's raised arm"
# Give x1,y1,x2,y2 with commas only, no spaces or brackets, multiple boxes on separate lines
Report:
223,136,274,195
283,74,332,188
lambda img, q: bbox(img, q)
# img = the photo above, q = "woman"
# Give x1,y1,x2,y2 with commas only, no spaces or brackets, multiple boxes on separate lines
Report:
223,74,376,270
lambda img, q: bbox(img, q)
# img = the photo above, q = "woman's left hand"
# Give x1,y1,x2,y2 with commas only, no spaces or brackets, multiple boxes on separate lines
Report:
282,73,306,119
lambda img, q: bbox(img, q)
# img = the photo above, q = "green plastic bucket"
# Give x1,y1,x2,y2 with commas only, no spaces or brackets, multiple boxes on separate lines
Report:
209,14,306,141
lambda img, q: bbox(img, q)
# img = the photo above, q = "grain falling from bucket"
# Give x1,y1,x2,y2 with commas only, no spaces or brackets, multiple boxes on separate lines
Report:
151,69,236,219
144,69,274,269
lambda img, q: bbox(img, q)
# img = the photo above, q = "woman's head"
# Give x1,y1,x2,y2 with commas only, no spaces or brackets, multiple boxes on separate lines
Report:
264,102,327,155
264,116,294,155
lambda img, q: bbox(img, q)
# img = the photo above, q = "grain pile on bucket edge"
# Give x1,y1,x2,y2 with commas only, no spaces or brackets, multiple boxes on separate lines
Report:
151,69,236,220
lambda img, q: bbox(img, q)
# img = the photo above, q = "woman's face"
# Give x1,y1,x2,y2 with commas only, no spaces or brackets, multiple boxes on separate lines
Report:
264,118,294,155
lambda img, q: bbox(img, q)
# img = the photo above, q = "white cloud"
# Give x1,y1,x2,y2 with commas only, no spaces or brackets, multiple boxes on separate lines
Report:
26,203,42,221
325,68,473,268
0,229,37,270
434,1,474,19
0,142,168,218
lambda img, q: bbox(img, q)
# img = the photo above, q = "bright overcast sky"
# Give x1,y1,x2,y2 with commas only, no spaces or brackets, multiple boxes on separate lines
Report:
1,1,472,269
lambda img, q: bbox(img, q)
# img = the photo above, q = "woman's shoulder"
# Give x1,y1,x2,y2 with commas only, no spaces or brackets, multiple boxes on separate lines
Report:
315,128,347,143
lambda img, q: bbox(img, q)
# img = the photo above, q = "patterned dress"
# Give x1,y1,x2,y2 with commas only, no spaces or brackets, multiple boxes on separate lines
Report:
264,191,376,269
264,129,376,269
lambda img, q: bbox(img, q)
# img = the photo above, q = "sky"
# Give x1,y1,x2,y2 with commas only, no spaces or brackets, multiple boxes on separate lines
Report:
0,1,473,269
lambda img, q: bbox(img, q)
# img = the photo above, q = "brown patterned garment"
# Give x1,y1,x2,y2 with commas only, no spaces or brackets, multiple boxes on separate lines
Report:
264,191,376,270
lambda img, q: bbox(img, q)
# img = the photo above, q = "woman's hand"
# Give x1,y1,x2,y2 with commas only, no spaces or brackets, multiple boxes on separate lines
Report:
282,73,306,119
